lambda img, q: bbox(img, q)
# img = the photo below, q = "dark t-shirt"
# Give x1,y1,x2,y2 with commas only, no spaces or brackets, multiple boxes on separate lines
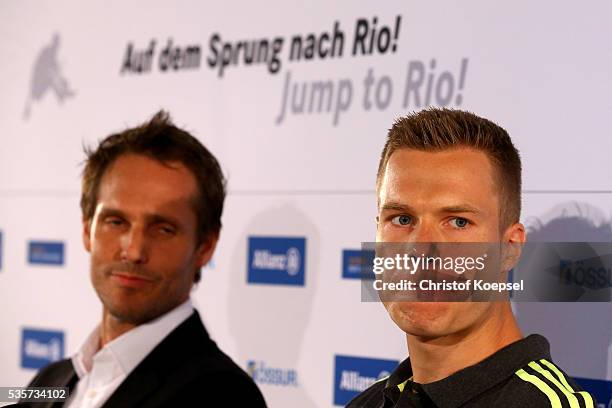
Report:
347,334,596,408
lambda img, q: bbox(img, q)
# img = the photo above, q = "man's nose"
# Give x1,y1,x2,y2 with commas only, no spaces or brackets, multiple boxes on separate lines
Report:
410,220,444,256
120,226,148,264
410,221,444,256
411,220,443,243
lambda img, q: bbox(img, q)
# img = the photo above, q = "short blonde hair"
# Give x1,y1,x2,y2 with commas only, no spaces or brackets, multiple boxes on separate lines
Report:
377,108,522,228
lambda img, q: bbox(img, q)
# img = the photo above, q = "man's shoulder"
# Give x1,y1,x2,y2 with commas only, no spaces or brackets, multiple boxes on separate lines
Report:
195,338,255,379
345,377,388,408
154,341,267,406
144,312,266,405
483,358,597,407
157,311,248,376
188,365,267,406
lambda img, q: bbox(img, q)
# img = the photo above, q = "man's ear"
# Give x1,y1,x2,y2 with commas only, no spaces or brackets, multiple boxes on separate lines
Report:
501,222,526,273
505,222,526,245
83,219,92,252
195,232,219,268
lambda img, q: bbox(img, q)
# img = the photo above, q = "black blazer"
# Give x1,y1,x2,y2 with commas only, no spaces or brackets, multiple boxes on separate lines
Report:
21,311,267,407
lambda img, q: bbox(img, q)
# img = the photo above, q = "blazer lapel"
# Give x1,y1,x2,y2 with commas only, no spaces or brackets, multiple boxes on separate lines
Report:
56,370,78,408
26,359,78,408
102,311,211,408
100,365,161,408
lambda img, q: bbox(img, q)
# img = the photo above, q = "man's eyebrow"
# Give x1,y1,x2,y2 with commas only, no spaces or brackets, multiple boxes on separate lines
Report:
97,208,181,225
379,202,482,215
379,202,415,212
97,208,126,218
440,205,482,215
147,213,181,226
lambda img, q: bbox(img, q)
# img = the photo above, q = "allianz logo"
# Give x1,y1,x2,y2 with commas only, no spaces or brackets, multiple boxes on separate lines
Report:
252,247,301,275
24,338,61,361
31,248,61,263
339,369,390,392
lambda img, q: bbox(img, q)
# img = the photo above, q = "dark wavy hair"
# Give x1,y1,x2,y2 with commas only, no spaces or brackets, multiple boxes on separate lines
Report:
80,110,226,282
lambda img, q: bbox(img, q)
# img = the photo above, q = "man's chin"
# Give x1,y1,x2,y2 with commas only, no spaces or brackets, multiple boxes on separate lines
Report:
103,300,162,326
385,301,451,336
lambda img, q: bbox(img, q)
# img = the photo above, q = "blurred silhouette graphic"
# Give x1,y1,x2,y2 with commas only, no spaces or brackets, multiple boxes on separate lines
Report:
24,33,75,120
516,202,612,380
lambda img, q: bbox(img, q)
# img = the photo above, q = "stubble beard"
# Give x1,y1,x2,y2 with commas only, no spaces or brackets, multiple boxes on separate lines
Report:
91,262,167,325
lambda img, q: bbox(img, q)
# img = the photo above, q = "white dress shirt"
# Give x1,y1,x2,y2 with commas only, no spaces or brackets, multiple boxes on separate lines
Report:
65,299,194,408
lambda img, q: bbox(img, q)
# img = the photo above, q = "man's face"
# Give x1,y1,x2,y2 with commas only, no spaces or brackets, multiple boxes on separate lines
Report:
376,147,509,339
83,153,216,325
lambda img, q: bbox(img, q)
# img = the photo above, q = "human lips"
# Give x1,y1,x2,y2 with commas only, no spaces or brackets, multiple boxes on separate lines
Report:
110,272,155,289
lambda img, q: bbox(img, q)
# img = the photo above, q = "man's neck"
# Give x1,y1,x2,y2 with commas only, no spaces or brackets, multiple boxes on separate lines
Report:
406,303,522,384
99,312,137,348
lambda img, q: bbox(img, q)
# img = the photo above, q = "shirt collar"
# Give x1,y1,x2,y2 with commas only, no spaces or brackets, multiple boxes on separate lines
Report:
72,299,194,379
384,334,551,408
382,358,414,405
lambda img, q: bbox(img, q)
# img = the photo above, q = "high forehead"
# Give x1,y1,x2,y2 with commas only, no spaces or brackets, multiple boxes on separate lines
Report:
379,147,499,205
98,153,198,202
386,147,495,175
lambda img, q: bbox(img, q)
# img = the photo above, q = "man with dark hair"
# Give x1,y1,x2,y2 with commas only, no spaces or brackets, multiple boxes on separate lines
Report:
24,111,267,407
348,108,595,407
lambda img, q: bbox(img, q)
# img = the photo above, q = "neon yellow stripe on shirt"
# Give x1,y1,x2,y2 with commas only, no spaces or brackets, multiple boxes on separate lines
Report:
515,368,562,408
540,359,594,408
528,362,580,408
540,359,574,391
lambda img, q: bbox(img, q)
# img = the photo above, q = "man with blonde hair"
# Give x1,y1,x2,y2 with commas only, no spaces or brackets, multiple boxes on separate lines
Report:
348,108,595,407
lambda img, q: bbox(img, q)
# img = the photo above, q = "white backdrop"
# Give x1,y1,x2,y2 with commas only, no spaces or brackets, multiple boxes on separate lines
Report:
1,1,611,407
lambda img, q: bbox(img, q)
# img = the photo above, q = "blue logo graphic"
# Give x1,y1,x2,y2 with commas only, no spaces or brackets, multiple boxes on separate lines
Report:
342,249,375,280
334,355,399,406
247,236,306,286
21,328,65,369
247,360,298,387
28,241,64,266
574,377,611,408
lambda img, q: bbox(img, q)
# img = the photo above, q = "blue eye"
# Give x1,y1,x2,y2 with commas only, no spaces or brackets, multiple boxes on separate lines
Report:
391,215,412,226
450,217,469,229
